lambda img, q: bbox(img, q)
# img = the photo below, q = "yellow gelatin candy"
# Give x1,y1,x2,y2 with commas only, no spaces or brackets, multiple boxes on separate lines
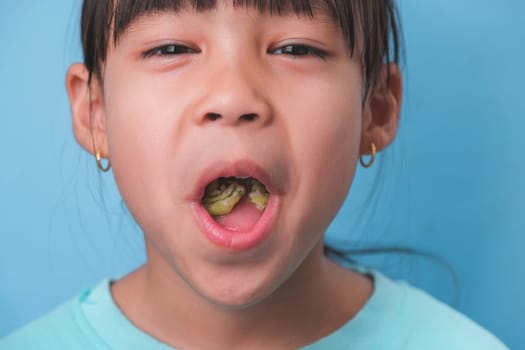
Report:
202,179,246,216
248,180,269,211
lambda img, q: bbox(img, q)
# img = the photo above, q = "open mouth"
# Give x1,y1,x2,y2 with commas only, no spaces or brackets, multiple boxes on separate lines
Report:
191,160,280,250
201,177,270,232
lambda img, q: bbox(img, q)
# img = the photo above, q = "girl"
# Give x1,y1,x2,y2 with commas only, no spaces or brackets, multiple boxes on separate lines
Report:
1,0,508,349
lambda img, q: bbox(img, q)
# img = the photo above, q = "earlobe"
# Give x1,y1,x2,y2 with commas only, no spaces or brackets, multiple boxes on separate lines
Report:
360,63,403,155
65,63,108,157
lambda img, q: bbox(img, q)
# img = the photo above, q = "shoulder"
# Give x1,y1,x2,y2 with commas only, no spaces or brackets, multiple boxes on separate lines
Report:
305,269,508,350
389,274,508,349
0,286,107,350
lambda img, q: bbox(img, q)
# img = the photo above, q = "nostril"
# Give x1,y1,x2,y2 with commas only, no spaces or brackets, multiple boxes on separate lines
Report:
206,113,222,121
240,113,258,122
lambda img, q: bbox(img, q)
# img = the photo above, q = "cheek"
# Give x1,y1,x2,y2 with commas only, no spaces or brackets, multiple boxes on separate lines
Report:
102,74,183,227
284,66,363,181
301,107,361,176
288,84,362,231
301,88,361,168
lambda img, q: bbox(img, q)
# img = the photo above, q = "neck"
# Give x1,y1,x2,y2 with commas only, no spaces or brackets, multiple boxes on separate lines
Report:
112,244,372,349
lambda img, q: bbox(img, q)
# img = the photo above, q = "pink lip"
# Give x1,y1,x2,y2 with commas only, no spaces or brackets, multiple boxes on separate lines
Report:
190,160,281,251
191,195,279,250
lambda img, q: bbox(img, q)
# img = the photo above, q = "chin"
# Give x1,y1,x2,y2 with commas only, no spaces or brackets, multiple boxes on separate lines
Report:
206,289,266,310
186,262,287,310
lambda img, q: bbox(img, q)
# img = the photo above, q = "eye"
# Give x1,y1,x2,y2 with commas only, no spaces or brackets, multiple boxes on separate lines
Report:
143,43,199,58
271,44,328,60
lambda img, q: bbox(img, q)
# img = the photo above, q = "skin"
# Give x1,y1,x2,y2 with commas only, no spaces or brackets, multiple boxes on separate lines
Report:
66,3,402,349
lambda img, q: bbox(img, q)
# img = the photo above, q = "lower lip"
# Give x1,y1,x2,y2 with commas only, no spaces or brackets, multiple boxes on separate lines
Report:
191,195,280,251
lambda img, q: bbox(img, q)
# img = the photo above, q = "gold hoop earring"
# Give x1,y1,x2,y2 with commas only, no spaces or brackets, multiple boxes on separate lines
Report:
359,142,376,168
96,149,111,172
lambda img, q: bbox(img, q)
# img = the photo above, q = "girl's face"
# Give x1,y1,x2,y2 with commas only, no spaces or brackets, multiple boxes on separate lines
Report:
70,3,389,308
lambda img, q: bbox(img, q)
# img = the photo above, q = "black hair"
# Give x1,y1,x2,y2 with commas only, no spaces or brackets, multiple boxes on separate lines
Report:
80,0,401,97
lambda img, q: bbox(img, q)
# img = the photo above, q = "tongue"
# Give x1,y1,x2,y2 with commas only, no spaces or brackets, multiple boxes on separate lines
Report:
215,197,263,232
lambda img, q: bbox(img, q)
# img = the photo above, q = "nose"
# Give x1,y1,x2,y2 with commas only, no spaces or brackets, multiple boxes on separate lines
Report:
194,63,273,127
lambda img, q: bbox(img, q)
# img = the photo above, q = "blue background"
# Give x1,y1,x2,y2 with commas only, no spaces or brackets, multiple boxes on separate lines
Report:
1,1,523,348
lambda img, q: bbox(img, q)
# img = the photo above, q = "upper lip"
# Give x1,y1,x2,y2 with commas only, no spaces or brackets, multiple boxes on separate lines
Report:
191,159,281,201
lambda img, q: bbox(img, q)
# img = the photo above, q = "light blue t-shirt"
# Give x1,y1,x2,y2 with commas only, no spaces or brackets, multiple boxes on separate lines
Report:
1,270,508,349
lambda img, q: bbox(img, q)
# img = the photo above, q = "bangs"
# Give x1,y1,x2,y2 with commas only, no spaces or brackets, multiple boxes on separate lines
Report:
81,0,401,95
111,0,357,47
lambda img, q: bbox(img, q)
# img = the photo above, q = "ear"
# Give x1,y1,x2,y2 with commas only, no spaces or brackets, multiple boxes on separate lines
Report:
65,63,108,157
360,63,403,155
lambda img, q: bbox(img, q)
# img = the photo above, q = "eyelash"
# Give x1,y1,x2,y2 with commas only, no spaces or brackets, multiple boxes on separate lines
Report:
270,44,328,60
142,43,328,60
142,44,199,58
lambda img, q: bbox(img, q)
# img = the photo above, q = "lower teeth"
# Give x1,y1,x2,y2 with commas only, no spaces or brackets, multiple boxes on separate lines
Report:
202,177,269,216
